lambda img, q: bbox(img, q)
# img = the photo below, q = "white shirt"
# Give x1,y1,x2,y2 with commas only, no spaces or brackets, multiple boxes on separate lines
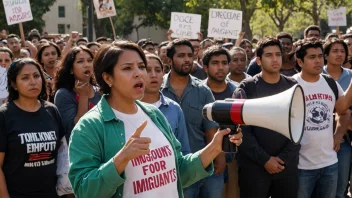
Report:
293,74,344,170
226,73,251,86
112,105,179,198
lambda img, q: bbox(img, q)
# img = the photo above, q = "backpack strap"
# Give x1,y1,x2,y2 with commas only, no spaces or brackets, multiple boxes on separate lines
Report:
322,74,338,101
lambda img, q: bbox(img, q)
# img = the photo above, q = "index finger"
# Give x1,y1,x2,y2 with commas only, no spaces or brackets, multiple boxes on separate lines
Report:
131,120,147,138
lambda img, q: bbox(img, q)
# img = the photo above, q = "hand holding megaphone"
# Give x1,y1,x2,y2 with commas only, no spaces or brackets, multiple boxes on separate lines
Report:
203,84,306,153
210,127,243,153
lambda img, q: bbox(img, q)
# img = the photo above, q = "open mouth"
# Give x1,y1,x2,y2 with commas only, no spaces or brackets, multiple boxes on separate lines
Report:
84,70,91,77
48,60,56,65
134,82,144,90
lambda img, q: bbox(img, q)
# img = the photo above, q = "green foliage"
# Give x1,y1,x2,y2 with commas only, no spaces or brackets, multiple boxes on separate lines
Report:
0,0,56,36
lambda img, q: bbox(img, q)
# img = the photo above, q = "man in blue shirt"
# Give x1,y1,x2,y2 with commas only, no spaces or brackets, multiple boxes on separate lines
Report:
202,45,239,197
161,39,220,198
141,53,191,155
322,38,352,198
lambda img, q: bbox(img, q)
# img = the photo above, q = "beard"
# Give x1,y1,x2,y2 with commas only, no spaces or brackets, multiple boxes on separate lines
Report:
208,71,226,83
171,62,191,76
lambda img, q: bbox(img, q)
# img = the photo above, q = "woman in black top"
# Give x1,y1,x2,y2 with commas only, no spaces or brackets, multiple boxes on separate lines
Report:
0,58,65,198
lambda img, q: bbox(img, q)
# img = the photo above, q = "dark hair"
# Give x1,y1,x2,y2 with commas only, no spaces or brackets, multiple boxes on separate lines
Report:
295,38,323,62
325,33,338,41
188,39,200,43
343,34,352,39
304,25,321,38
7,58,47,101
323,38,348,63
96,37,108,43
202,45,231,67
256,38,283,59
166,39,194,59
240,39,253,48
229,47,248,64
200,38,214,49
94,41,147,94
87,42,101,49
137,39,151,47
28,29,41,41
138,39,154,49
276,32,293,41
7,34,19,40
36,42,61,66
54,46,96,92
158,41,169,49
0,47,13,60
146,53,163,69
76,38,88,45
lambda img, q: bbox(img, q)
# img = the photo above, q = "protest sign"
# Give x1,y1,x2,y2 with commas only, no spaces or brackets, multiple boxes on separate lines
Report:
328,7,347,26
207,9,242,39
3,0,33,25
170,12,201,39
0,67,8,99
93,0,117,19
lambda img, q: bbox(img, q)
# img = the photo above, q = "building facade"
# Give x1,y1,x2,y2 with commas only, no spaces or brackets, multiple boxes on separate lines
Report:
42,0,83,35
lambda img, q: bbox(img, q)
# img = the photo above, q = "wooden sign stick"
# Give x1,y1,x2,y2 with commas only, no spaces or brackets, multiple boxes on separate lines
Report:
109,17,117,41
19,22,26,47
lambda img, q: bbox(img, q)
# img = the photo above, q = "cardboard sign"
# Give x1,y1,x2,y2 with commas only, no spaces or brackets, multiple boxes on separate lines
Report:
170,12,201,39
208,9,242,39
0,67,8,99
328,7,347,26
3,0,33,25
93,0,117,19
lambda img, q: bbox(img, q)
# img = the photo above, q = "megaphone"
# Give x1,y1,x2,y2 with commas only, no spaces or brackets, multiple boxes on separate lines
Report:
203,84,306,152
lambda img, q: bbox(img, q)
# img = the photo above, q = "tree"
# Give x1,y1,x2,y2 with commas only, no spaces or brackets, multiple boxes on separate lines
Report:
260,0,295,32
0,0,56,36
239,0,258,40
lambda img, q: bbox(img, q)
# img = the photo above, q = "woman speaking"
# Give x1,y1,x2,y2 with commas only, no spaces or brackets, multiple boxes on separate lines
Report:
68,42,242,198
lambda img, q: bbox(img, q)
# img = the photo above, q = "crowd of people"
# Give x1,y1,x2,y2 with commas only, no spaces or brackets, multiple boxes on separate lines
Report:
0,24,352,198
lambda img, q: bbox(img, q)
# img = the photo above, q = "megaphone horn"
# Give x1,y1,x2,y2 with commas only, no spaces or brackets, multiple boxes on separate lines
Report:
203,84,306,144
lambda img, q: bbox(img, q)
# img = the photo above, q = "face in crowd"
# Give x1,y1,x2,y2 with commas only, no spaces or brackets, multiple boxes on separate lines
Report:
325,43,346,66
257,44,282,74
0,50,12,70
8,59,47,101
39,45,59,69
169,42,194,76
7,37,20,54
144,55,164,95
229,49,247,75
204,53,229,83
190,40,200,60
94,43,148,102
298,47,324,76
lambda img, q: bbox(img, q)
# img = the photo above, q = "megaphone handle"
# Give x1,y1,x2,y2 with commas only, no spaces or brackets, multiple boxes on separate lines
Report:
220,125,238,153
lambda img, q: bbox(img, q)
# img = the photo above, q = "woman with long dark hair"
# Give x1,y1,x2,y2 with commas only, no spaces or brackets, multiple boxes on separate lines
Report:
36,42,61,102
68,42,243,197
0,58,65,197
54,46,100,140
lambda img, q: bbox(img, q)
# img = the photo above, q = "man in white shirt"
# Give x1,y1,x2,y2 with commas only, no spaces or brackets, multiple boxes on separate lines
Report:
293,38,352,198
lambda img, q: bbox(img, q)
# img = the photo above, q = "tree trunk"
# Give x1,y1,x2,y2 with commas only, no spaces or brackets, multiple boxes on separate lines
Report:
93,15,108,38
240,0,254,40
312,1,320,25
243,20,253,40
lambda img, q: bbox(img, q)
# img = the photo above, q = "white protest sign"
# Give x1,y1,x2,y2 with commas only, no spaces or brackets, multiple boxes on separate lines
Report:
328,7,347,26
3,0,33,25
0,67,8,99
93,0,117,19
170,12,201,39
208,9,242,39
